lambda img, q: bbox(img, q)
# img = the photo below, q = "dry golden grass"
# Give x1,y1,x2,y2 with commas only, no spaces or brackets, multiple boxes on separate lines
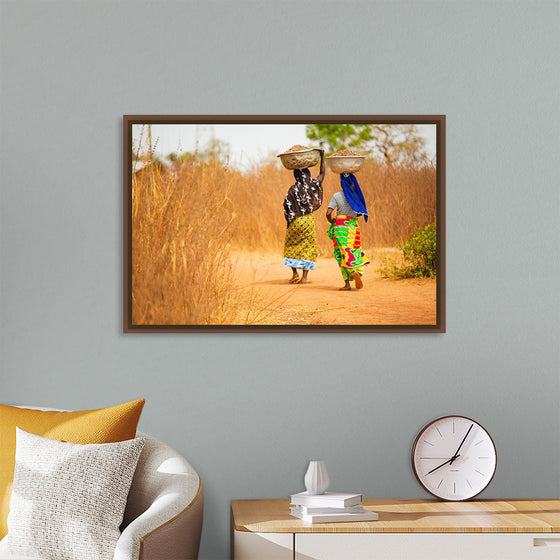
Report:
132,161,243,325
131,157,436,325
230,159,436,255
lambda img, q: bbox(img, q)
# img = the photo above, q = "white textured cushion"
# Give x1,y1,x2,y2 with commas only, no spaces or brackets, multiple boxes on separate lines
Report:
0,553,46,560
0,428,144,560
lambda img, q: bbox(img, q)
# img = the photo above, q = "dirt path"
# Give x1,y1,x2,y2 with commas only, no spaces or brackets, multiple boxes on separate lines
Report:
231,251,437,326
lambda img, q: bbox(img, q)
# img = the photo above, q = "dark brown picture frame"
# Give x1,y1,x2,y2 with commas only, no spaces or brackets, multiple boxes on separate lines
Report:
124,115,445,333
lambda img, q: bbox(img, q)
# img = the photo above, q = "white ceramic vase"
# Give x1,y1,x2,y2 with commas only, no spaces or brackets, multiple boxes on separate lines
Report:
304,460,330,495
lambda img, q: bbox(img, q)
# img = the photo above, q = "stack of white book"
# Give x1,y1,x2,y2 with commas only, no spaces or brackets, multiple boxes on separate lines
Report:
289,491,378,523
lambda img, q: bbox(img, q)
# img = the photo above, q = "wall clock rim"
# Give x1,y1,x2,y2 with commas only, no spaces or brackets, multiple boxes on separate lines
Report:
411,415,498,502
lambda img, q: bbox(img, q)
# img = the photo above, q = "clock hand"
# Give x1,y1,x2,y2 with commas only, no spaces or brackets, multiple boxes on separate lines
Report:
426,455,461,475
449,423,473,464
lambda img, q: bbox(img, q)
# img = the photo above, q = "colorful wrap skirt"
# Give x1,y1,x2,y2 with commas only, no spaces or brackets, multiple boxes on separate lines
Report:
283,214,318,270
327,215,369,280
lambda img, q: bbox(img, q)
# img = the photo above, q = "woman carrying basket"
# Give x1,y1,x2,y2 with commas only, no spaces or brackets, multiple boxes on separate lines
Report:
326,172,370,290
283,150,325,284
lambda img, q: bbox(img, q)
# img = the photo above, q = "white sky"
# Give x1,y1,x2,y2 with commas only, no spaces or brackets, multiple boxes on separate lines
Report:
132,124,436,170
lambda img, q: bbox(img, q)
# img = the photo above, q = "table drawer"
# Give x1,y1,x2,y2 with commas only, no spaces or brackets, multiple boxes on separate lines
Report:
296,533,560,560
233,531,293,560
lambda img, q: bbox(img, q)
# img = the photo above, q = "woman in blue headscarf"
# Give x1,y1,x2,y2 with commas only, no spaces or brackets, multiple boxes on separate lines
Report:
326,172,370,290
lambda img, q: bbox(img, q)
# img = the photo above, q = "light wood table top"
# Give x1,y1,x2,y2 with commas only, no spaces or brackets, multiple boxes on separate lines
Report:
231,499,560,533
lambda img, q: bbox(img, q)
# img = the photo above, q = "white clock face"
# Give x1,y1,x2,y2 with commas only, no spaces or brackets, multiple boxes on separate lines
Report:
412,416,497,501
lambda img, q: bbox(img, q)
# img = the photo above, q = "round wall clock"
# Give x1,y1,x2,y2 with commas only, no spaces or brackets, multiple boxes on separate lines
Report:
412,415,497,501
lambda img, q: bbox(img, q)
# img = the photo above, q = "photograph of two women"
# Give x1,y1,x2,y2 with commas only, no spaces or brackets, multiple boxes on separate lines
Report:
124,116,445,332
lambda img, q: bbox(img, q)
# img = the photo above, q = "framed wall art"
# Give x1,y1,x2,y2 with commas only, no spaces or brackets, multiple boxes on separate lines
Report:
123,115,445,332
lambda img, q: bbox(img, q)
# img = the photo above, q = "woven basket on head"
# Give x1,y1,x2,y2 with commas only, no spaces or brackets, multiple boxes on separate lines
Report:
277,146,321,170
327,154,366,174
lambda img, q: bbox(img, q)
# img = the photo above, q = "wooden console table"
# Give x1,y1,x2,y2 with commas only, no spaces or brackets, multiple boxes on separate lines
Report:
231,499,560,559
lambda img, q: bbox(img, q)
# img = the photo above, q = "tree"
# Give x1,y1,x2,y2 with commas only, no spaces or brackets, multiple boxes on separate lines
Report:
305,124,375,153
200,137,230,163
167,138,231,166
306,124,427,165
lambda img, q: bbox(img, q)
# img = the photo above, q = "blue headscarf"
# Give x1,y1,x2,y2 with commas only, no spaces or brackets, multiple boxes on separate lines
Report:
341,173,368,222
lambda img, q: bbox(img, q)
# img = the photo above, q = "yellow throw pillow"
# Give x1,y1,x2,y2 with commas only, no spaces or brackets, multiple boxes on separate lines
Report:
0,398,145,538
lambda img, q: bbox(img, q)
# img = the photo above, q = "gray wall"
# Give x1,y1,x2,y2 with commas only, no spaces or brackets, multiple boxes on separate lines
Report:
1,1,558,558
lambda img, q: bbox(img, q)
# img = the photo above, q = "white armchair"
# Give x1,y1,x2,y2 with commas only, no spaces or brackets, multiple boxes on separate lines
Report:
116,432,203,560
